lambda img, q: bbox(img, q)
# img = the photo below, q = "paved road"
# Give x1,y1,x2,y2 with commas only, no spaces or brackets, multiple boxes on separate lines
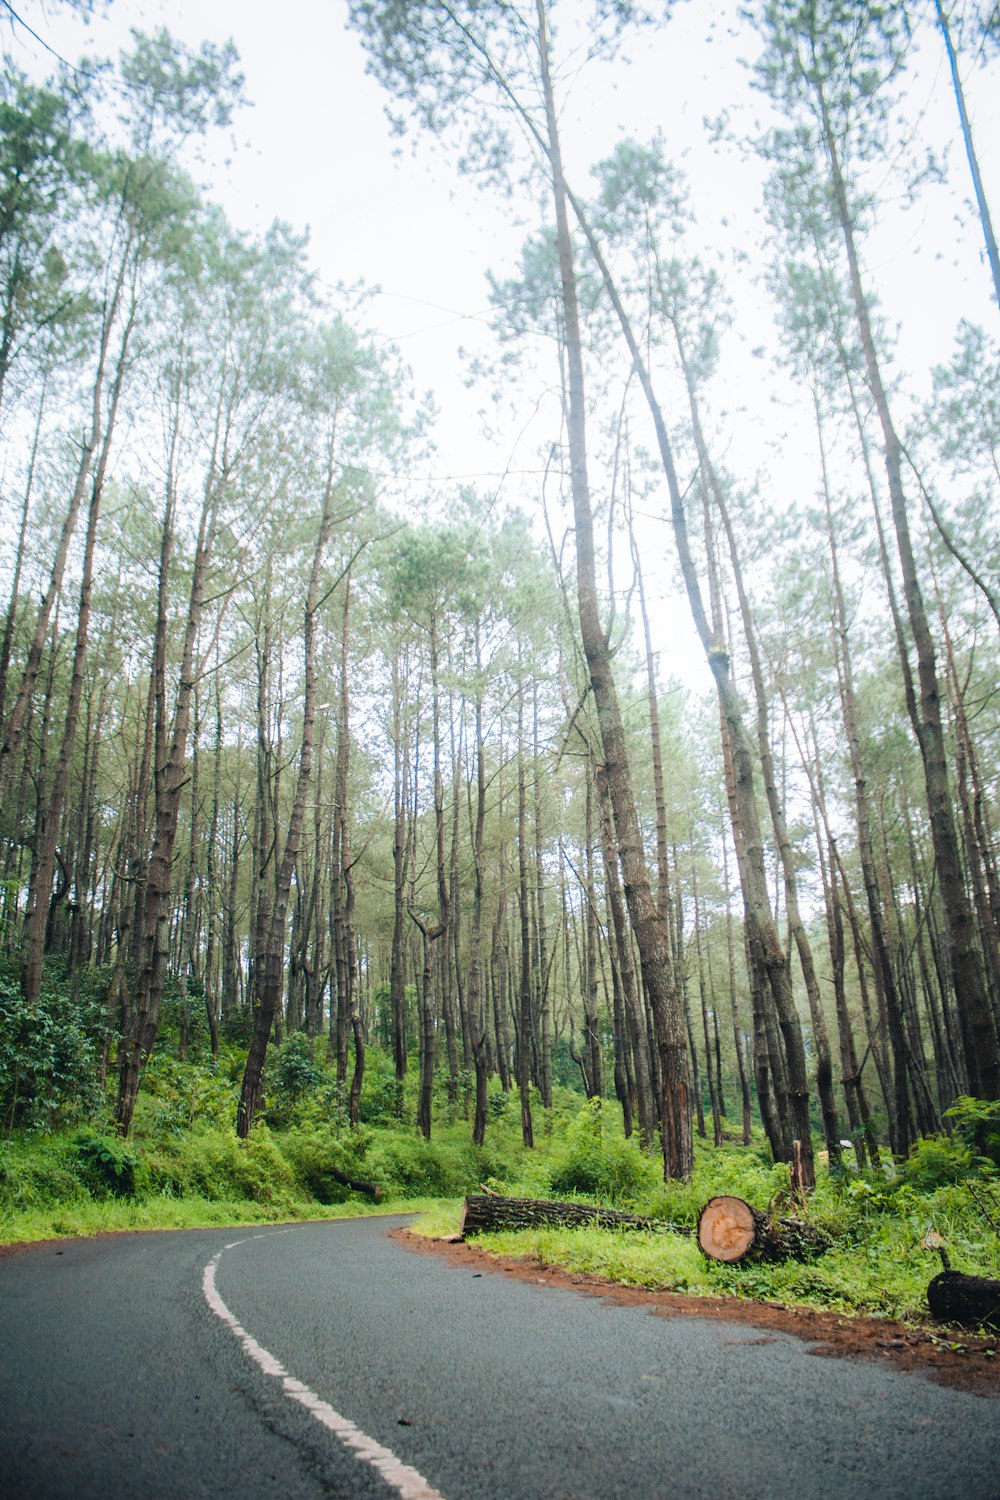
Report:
1,1215,997,1499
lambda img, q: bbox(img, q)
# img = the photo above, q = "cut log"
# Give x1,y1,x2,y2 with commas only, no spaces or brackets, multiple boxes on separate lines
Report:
459,1193,685,1238
928,1270,1000,1331
697,1195,831,1264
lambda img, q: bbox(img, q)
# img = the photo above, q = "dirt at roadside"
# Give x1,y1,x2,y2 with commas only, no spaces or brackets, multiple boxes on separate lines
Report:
395,1228,1000,1398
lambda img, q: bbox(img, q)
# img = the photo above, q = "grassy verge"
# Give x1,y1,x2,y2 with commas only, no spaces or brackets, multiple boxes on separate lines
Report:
0,1193,455,1247
409,1144,1000,1327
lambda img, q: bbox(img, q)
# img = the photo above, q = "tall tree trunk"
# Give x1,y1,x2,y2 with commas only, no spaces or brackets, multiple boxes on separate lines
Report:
336,578,365,1126
116,454,219,1135
562,160,813,1176
597,761,657,1148
469,626,490,1146
0,367,47,736
22,280,136,1004
535,0,691,1178
411,612,450,1141
0,240,134,807
811,395,915,1152
934,0,1000,310
203,663,223,1058
581,769,602,1101
237,462,337,1138
699,400,839,1166
691,859,723,1149
815,72,999,1100
516,670,534,1147
532,680,553,1111
720,811,753,1146
389,647,410,1099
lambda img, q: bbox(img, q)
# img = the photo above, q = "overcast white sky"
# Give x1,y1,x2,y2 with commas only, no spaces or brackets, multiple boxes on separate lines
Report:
9,0,1000,687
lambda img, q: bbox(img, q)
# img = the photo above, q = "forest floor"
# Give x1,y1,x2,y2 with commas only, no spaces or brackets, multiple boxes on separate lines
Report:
399,1228,1000,1397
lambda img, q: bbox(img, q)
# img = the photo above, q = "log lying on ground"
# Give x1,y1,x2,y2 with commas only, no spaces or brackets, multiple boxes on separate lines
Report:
697,1195,831,1265
328,1165,381,1199
928,1270,1000,1331
459,1193,686,1238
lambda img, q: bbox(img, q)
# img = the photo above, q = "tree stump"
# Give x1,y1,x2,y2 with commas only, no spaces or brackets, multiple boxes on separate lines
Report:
928,1270,1000,1332
696,1195,831,1264
459,1193,682,1238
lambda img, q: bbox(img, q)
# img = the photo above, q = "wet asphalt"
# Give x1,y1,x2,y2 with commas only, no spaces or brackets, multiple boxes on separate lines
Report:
1,1214,997,1499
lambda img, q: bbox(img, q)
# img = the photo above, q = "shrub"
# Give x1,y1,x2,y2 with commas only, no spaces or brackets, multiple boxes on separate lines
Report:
900,1134,977,1190
363,1130,473,1198
548,1099,656,1204
73,1133,146,1199
488,1088,510,1122
0,973,101,1130
945,1096,1000,1169
282,1080,351,1134
279,1130,368,1203
0,1135,83,1210
140,1054,239,1136
358,1073,403,1125
262,1034,349,1130
357,1050,405,1125
145,1126,296,1205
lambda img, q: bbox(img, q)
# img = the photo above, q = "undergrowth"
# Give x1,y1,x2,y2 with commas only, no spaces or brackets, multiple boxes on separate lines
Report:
431,1124,1000,1324
2,997,998,1331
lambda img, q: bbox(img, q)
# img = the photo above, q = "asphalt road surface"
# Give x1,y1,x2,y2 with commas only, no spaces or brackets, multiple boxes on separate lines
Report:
1,1215,997,1499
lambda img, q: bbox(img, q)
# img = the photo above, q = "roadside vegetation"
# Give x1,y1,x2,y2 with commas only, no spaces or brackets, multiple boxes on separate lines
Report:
4,963,998,1333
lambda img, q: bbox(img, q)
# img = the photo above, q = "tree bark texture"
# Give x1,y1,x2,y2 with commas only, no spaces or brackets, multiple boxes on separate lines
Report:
460,1193,683,1238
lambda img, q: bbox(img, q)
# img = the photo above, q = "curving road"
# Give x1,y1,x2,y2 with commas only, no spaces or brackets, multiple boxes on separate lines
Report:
1,1215,996,1499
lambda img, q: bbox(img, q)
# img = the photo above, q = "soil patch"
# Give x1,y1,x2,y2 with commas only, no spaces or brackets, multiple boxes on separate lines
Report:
395,1228,1000,1398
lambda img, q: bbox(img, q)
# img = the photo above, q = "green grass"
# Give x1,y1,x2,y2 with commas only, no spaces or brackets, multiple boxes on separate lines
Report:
0,1193,452,1246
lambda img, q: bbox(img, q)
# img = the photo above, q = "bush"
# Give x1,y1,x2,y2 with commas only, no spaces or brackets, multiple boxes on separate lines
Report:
357,1051,404,1125
488,1088,510,1122
900,1133,976,1190
279,1129,368,1203
945,1096,1000,1169
73,1133,146,1199
363,1130,474,1198
145,1126,296,1205
0,973,101,1130
140,1054,239,1136
270,1032,324,1098
262,1034,354,1130
548,1099,656,1204
0,1135,83,1211
358,1073,403,1125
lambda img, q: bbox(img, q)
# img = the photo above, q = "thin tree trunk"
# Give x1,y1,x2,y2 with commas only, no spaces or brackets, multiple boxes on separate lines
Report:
934,0,1000,310
237,457,337,1137
0,367,47,735
721,812,753,1146
692,859,723,1148
535,0,691,1178
22,280,136,1004
469,626,490,1146
816,72,999,1099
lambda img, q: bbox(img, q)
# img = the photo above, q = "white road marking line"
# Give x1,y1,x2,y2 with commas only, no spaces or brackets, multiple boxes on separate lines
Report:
203,1234,447,1500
